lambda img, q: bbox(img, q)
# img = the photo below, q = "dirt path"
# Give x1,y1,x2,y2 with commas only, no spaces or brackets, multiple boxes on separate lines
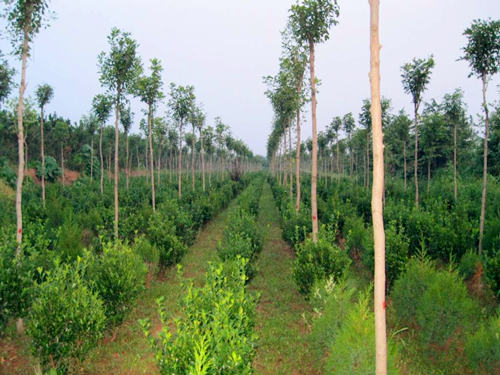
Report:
251,183,318,375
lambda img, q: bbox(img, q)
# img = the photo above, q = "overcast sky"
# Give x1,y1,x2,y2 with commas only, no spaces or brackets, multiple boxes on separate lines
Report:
1,0,499,156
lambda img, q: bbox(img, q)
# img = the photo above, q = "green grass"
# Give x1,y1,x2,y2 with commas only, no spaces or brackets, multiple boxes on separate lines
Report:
250,184,319,375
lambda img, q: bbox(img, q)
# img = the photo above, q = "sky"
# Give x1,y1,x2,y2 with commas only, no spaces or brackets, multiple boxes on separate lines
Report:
1,0,499,156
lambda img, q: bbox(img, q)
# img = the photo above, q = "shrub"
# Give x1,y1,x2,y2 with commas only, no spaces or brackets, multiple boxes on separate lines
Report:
465,312,500,373
133,234,160,276
148,213,187,267
459,250,482,280
325,290,399,375
225,209,262,254
392,256,480,367
281,204,311,247
28,261,105,374
140,258,257,374
55,220,83,262
36,156,62,182
293,229,351,296
217,232,256,279
85,242,147,325
484,250,500,299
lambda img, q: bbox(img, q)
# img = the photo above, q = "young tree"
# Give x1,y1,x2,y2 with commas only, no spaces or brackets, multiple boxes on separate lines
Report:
92,93,112,194
328,116,342,177
461,19,500,254
192,106,207,191
368,1,387,373
168,83,195,197
442,89,466,200
120,105,133,190
136,58,163,210
35,83,53,208
343,112,355,176
4,0,51,249
98,27,142,238
401,56,435,207
290,0,339,242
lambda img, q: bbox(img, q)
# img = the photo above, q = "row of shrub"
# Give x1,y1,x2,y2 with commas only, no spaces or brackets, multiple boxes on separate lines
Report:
1,175,248,374
140,175,265,374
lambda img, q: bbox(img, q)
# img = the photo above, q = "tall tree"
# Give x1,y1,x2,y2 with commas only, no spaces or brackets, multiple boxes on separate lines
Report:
401,56,435,207
168,83,195,197
136,58,163,210
35,83,53,208
4,0,51,250
120,105,133,190
369,1,387,374
290,0,339,242
343,112,355,176
461,19,500,254
98,27,142,238
92,93,112,194
442,89,466,200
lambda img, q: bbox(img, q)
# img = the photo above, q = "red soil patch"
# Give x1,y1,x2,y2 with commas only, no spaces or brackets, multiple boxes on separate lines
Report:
23,168,80,186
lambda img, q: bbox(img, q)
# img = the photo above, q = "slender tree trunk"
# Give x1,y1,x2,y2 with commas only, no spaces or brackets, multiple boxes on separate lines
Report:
125,132,129,190
283,131,288,188
100,125,104,194
61,144,65,186
114,100,120,239
479,74,489,254
403,141,407,190
148,107,156,211
453,123,457,200
90,136,94,181
16,22,30,252
369,2,387,374
414,103,420,208
309,39,319,242
289,125,293,200
40,107,46,208
191,126,195,191
178,121,183,198
295,80,302,212
200,129,206,191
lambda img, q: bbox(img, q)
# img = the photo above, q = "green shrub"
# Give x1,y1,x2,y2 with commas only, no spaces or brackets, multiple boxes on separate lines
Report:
345,215,372,256
140,257,257,375
28,261,106,374
465,312,500,373
293,229,351,296
459,250,482,280
85,241,147,325
0,157,16,187
484,250,500,299
225,209,263,254
392,256,480,368
55,220,83,262
325,290,399,375
363,221,409,287
133,234,160,275
148,213,187,267
217,232,256,279
36,156,62,182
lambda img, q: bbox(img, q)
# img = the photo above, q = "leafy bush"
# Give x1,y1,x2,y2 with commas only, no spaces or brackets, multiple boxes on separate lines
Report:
293,229,351,296
133,234,160,275
148,213,187,267
0,157,16,187
392,256,479,367
28,261,106,374
140,258,257,374
85,241,147,325
325,290,399,375
465,312,500,373
484,250,500,299
459,250,482,280
218,232,256,279
36,156,62,182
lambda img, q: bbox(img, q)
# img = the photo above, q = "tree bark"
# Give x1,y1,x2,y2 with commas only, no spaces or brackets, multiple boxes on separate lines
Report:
114,99,120,239
125,132,129,190
309,39,319,243
178,121,183,198
200,128,206,191
295,79,303,213
40,106,46,208
191,126,195,191
453,123,457,200
148,106,156,211
478,74,489,254
369,1,387,374
16,21,31,252
289,125,293,200
100,125,104,194
414,103,420,208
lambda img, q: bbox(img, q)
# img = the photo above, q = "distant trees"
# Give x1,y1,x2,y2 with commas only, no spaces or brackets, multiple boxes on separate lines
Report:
35,83,53,208
98,27,142,238
461,19,500,254
120,105,133,190
401,56,435,208
290,0,339,242
0,58,15,105
92,94,112,194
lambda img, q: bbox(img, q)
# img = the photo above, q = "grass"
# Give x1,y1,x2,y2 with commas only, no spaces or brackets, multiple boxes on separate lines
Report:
250,184,318,375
